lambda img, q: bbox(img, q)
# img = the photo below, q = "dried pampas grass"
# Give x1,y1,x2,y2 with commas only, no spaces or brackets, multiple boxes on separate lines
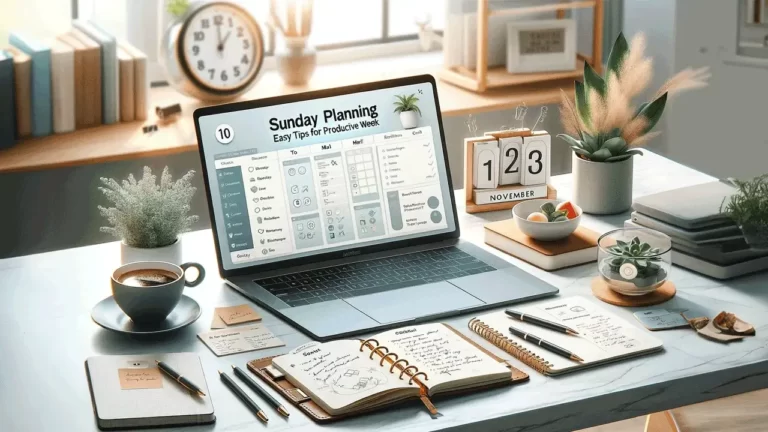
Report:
654,67,711,100
559,89,581,138
628,131,661,147
604,74,632,131
617,34,653,100
621,116,649,145
587,88,606,133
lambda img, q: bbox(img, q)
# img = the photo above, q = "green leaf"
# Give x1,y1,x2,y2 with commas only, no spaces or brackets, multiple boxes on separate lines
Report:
637,93,668,133
553,216,569,222
616,240,628,248
583,62,606,97
589,148,612,162
631,237,641,245
581,132,598,152
557,134,581,148
572,147,592,158
605,154,632,162
606,33,629,77
636,259,648,268
574,81,591,127
626,149,644,156
602,137,628,155
540,202,556,214
640,243,651,253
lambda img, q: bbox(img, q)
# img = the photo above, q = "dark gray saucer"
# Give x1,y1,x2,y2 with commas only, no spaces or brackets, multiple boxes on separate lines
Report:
91,295,201,335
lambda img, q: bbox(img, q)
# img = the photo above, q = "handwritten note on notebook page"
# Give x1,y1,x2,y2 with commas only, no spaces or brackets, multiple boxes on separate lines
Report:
271,339,420,415
376,323,510,394
476,296,663,374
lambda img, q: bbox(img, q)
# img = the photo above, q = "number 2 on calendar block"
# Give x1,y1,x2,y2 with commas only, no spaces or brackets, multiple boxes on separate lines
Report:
521,136,550,186
498,138,522,186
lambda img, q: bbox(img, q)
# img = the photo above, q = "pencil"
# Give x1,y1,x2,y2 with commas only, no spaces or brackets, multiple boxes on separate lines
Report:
232,365,290,417
219,370,268,422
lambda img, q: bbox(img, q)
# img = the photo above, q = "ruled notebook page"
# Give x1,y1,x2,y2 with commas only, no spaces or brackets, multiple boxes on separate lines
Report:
476,296,663,374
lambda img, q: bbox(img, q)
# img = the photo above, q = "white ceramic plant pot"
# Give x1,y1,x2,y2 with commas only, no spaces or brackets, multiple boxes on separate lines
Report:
120,238,182,265
399,111,420,129
572,153,633,215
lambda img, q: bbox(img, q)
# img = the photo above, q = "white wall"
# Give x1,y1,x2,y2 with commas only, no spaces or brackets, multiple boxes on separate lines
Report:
625,0,768,179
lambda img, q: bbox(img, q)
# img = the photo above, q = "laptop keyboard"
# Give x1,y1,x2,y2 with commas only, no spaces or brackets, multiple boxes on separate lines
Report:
254,247,496,307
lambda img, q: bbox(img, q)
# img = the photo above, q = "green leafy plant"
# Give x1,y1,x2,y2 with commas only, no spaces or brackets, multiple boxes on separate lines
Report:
558,32,709,162
98,167,199,248
539,202,568,222
606,236,662,279
166,0,190,17
720,175,768,227
393,94,421,116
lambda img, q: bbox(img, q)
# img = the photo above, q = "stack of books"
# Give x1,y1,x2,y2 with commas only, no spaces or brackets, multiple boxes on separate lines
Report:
1,21,148,147
626,181,768,279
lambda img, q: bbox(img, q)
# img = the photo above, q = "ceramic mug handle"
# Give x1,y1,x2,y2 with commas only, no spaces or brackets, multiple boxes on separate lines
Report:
180,262,206,287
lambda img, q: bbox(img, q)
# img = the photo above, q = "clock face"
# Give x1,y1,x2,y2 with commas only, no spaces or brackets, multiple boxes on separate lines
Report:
180,3,263,93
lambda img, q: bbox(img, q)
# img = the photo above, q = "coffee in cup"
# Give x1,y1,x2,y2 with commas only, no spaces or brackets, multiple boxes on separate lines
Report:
111,261,205,325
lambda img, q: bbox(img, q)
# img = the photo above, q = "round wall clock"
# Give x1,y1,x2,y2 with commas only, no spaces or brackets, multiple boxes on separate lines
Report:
161,1,265,102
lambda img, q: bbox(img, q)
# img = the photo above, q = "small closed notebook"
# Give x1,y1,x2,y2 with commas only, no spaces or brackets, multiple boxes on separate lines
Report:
8,32,52,137
85,353,215,430
470,296,663,376
249,323,528,422
485,219,599,270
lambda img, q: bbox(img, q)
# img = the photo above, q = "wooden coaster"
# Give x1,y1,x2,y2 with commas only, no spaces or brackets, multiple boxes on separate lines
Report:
591,277,676,307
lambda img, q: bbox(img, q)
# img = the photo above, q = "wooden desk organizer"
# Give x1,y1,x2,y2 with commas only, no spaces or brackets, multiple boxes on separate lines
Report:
464,128,556,214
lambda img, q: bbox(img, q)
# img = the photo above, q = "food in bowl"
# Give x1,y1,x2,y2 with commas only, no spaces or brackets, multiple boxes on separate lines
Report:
526,201,579,223
513,199,582,241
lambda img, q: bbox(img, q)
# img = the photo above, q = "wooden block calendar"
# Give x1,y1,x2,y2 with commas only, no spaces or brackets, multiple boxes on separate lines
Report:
464,129,555,214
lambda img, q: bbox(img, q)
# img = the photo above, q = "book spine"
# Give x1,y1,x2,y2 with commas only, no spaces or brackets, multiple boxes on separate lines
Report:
468,318,552,375
472,184,548,205
118,54,135,122
11,54,32,138
133,55,147,121
0,55,16,148
10,34,52,136
51,48,76,133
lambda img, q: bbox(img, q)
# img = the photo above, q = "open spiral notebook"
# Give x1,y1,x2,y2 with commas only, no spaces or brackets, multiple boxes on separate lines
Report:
470,296,664,376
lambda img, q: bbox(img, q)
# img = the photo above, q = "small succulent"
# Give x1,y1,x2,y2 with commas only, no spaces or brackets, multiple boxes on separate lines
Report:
558,128,643,163
720,174,768,227
540,202,568,222
393,94,421,115
606,236,662,278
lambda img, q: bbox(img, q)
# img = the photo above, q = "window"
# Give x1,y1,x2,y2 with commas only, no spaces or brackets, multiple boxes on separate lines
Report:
739,0,768,59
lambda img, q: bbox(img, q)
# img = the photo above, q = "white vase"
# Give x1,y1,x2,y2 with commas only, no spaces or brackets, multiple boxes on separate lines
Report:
399,111,420,129
120,238,183,265
572,153,634,215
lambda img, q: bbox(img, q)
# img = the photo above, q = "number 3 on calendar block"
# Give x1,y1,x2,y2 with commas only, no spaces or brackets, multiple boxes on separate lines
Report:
521,135,551,186
498,137,522,186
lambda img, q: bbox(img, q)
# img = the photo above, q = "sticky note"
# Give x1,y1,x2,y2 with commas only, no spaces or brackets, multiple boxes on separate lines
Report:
118,367,163,390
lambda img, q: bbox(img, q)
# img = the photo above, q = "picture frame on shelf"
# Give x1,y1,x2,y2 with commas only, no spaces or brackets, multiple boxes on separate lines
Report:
506,19,577,74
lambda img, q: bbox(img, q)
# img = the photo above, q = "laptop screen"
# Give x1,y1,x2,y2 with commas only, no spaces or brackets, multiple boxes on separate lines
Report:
196,78,456,272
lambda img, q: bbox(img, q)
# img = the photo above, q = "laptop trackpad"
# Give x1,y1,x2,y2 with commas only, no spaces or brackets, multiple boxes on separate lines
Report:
345,282,484,324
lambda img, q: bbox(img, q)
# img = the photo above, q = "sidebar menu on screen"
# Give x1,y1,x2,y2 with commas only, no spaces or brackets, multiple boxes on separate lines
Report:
216,167,253,252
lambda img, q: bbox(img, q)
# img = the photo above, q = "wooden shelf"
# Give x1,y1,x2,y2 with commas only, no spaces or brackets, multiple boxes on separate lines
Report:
0,59,571,174
442,58,585,90
488,0,597,17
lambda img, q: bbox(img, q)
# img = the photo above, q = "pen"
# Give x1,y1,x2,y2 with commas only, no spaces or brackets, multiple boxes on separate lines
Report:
509,326,584,363
505,309,580,335
155,360,206,397
219,370,269,423
232,365,290,417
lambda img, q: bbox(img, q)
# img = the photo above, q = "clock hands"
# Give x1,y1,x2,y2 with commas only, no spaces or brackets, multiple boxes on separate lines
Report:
216,25,232,56
221,31,233,46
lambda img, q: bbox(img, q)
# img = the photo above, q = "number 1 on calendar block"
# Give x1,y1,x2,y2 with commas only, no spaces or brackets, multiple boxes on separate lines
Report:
473,141,500,189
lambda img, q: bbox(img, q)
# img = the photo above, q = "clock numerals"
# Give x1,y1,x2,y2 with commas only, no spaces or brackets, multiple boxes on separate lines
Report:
241,54,249,65
242,39,250,49
214,15,224,26
194,31,204,41
233,66,241,77
208,68,215,80
192,45,200,56
220,70,228,82
237,26,244,37
201,18,209,29
197,60,205,71
228,17,234,28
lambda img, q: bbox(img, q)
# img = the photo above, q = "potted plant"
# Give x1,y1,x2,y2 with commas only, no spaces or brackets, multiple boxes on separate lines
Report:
721,175,768,250
98,166,199,264
598,229,672,296
558,32,709,214
394,94,421,129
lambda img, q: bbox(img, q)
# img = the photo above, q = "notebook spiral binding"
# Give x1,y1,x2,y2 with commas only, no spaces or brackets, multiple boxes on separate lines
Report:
468,318,553,374
359,338,430,386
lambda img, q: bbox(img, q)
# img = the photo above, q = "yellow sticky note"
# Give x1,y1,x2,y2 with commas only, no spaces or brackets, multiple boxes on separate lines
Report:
217,304,262,325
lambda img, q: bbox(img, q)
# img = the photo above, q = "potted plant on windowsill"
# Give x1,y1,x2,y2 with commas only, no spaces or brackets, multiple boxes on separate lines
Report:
394,94,421,129
558,32,709,214
721,175,768,250
98,167,199,264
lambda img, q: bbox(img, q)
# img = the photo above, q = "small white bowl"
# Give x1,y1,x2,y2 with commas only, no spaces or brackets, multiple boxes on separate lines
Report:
512,199,582,241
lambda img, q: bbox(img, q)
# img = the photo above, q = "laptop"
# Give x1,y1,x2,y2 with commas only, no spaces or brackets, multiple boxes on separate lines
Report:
193,75,558,341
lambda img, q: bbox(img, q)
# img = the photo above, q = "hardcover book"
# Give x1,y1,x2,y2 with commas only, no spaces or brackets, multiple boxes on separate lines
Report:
9,32,52,136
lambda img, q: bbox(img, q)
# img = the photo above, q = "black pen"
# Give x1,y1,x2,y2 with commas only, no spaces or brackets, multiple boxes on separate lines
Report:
509,326,584,362
219,370,269,423
155,360,206,397
232,365,290,417
505,309,580,335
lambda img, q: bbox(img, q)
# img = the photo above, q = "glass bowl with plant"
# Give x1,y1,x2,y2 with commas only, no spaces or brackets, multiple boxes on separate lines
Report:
98,166,198,264
720,175,768,250
394,93,421,129
598,228,672,296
